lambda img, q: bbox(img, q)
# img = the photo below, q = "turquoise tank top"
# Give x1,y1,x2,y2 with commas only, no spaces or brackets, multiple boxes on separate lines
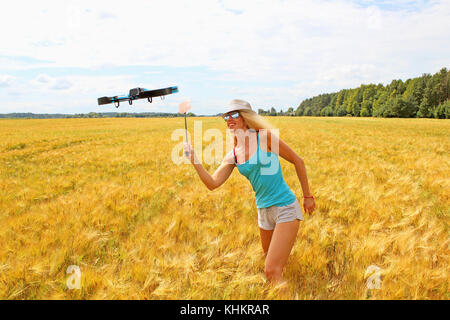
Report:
233,130,297,208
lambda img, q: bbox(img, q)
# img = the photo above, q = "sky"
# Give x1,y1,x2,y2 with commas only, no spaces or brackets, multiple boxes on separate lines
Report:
0,0,449,115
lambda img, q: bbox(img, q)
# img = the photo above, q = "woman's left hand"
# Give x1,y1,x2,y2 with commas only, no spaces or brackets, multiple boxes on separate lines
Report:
303,198,316,215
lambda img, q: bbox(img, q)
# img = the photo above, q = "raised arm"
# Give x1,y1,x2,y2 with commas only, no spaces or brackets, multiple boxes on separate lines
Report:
260,129,313,198
184,144,236,191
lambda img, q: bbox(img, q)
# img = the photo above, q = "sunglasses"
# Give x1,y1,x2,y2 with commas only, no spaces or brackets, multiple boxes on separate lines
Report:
222,111,240,121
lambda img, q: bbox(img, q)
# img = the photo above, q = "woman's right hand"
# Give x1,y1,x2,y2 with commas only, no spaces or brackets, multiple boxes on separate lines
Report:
183,143,195,163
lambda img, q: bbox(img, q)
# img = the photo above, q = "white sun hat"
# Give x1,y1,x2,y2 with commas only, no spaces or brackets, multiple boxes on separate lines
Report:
226,99,255,113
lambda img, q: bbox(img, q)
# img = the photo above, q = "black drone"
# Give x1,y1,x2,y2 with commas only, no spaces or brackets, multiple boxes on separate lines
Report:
97,86,178,108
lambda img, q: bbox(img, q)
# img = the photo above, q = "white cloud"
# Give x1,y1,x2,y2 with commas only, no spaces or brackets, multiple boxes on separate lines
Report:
30,74,72,90
0,0,449,113
0,75,16,87
1,74,148,113
35,74,52,84
1,1,447,73
51,79,73,90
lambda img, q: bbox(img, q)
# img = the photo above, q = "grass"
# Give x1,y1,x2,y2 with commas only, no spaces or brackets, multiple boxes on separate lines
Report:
0,116,448,299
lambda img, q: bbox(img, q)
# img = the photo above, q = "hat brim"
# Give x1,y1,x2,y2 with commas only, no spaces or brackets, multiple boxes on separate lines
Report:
226,107,244,113
224,107,255,114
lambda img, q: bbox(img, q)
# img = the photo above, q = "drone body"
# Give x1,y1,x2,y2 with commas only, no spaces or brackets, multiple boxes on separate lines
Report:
98,86,178,108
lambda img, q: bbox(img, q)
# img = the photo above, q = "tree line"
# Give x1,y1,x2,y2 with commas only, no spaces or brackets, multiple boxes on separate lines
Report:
292,67,449,119
0,112,197,119
258,107,296,116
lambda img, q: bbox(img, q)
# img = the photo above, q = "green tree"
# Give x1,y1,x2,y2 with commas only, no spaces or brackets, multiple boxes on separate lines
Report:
360,101,371,117
435,100,450,119
390,97,416,118
435,68,449,105
335,105,347,116
417,97,431,117
372,91,388,117
335,90,345,111
320,106,334,116
342,90,353,115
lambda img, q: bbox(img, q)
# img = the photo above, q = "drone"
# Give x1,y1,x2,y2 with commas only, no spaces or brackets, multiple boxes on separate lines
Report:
97,86,178,108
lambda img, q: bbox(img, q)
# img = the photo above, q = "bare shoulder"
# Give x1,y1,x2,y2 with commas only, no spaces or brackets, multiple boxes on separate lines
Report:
258,128,278,152
258,128,268,140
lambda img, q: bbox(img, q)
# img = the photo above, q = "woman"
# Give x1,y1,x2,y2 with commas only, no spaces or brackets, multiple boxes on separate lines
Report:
183,99,316,285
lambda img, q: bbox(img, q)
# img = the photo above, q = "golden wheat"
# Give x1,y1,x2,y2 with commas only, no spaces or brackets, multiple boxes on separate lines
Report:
0,117,448,299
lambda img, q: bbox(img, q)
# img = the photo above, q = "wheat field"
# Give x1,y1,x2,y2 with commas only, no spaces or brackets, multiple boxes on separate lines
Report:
0,116,448,300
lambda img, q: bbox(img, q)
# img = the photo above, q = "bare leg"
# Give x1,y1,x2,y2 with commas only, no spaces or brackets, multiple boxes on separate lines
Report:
264,220,300,283
259,228,274,256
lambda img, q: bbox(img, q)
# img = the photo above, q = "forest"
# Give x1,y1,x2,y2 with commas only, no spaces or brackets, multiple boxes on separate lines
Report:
291,67,449,119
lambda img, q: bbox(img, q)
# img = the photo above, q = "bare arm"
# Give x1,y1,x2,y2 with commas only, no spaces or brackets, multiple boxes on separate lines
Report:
184,144,235,191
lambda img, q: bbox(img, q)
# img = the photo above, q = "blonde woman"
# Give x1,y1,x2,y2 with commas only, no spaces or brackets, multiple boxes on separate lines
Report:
183,99,315,285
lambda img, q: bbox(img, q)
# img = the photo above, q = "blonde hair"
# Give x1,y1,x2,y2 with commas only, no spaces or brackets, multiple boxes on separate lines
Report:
239,109,274,130
234,109,274,147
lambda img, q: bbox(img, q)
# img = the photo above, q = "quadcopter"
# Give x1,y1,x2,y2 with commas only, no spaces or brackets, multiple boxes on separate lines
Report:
97,86,178,108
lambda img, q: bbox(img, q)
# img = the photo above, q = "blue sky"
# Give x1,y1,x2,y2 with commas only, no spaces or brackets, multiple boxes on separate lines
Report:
0,0,449,115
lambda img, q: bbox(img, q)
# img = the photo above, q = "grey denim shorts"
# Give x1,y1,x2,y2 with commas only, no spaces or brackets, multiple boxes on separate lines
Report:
257,199,304,230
